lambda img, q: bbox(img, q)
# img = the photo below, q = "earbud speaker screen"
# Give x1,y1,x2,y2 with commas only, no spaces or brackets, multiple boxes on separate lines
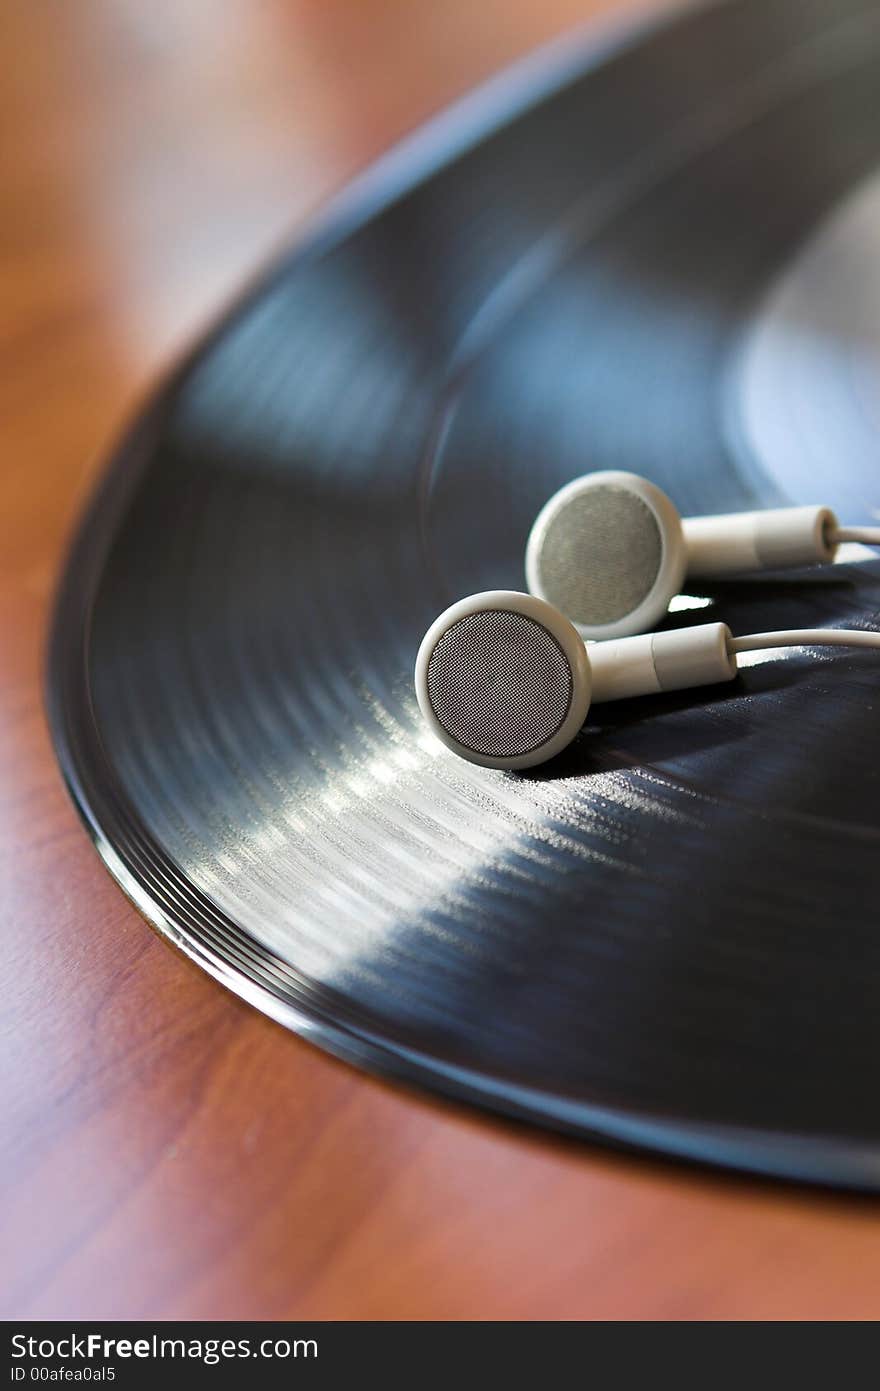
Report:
425,610,573,758
535,485,663,626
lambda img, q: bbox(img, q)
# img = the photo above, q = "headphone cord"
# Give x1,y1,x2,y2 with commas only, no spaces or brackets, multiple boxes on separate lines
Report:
829,526,880,546
729,628,880,655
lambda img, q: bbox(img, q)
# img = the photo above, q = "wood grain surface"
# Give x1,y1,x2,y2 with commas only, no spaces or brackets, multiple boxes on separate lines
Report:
2,0,880,1321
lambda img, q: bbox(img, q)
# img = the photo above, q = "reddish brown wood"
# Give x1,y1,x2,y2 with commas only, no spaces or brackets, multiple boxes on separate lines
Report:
3,0,880,1320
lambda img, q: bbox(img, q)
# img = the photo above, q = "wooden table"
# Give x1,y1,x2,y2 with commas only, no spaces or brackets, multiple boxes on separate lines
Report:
3,0,880,1320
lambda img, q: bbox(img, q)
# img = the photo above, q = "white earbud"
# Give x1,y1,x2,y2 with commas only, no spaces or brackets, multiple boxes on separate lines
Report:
526,470,880,640
415,589,880,770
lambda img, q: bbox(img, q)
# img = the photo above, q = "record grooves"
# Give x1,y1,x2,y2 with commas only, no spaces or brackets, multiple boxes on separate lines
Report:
49,0,880,1188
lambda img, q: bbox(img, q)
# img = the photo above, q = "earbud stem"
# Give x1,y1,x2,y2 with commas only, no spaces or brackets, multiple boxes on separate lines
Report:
589,622,737,704
682,506,836,578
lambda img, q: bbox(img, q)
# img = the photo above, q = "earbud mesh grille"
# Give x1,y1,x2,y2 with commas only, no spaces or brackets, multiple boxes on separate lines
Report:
536,485,663,626
425,609,573,759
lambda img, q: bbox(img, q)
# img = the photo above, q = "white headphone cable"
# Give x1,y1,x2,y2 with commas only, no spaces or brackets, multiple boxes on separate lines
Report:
729,628,880,655
829,526,880,546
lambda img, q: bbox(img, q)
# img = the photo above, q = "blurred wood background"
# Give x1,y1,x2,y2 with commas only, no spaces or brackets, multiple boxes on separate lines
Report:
3,0,880,1319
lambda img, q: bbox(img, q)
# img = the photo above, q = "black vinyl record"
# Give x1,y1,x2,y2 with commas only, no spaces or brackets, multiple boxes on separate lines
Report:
49,0,880,1187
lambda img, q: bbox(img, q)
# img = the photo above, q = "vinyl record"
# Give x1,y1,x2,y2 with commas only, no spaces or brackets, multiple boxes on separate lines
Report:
49,0,880,1187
